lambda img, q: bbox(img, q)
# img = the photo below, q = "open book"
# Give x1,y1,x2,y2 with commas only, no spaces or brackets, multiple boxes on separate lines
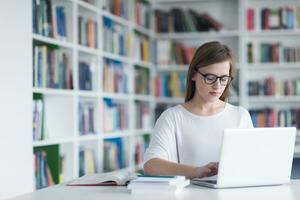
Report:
67,171,138,186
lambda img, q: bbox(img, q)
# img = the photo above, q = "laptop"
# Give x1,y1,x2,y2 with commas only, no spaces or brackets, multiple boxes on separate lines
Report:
191,127,297,188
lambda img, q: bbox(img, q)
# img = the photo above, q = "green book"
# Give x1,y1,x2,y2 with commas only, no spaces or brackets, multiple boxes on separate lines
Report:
34,144,60,184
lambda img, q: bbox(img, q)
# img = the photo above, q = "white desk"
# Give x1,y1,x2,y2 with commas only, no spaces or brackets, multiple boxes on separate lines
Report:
9,180,300,200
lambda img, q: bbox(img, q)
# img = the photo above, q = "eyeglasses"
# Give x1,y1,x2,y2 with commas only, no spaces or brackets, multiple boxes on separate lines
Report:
196,70,233,86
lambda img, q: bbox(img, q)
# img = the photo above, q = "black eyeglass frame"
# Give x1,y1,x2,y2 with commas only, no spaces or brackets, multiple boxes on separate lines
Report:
195,70,233,86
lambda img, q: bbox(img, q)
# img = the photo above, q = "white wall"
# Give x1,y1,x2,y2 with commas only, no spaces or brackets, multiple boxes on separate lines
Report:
0,0,34,199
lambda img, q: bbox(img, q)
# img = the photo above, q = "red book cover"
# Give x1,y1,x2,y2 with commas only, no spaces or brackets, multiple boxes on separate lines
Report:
247,8,254,30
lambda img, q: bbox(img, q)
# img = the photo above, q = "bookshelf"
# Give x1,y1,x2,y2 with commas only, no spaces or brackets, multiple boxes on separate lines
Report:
151,0,300,159
31,0,154,189
152,0,241,117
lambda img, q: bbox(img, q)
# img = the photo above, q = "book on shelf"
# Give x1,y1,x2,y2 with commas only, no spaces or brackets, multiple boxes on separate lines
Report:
79,148,96,177
102,0,129,20
79,101,95,135
248,77,300,96
127,175,190,194
247,41,300,63
103,138,127,172
156,40,196,65
33,93,44,141
33,44,73,89
102,98,129,132
103,17,131,56
134,66,150,95
259,7,297,30
155,8,222,33
247,8,254,31
78,61,93,91
67,171,137,186
250,108,300,128
155,72,186,98
33,0,68,40
78,16,97,48
34,144,61,189
134,135,150,165
134,0,150,29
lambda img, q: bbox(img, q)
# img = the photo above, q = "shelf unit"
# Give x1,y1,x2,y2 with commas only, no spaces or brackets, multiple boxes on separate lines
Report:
32,0,154,189
151,0,300,158
30,0,300,190
152,0,241,117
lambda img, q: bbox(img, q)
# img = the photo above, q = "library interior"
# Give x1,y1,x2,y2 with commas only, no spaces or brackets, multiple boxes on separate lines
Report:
0,0,300,199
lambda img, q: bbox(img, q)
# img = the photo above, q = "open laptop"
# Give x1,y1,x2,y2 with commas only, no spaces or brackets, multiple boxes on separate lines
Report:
191,127,297,188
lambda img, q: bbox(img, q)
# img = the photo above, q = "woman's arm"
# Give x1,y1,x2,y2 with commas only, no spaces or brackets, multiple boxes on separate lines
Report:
144,158,218,179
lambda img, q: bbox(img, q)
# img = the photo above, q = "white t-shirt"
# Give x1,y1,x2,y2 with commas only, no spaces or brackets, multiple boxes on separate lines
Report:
143,103,253,167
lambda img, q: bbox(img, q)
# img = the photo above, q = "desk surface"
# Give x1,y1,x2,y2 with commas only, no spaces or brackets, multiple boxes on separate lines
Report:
9,180,300,200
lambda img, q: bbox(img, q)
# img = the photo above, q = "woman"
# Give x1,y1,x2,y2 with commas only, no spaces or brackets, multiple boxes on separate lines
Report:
143,41,253,179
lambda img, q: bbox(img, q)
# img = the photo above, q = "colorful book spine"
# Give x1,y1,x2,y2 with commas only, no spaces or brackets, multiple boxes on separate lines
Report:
248,76,300,96
103,138,126,172
134,66,150,95
78,61,93,91
134,135,150,165
134,32,150,62
103,58,129,94
79,148,96,177
134,0,150,29
155,72,187,98
79,102,95,136
33,44,73,89
247,41,300,63
135,101,151,129
102,0,129,20
33,93,44,141
34,145,60,189
102,98,129,132
250,108,300,128
156,40,196,65
103,17,131,57
78,16,97,48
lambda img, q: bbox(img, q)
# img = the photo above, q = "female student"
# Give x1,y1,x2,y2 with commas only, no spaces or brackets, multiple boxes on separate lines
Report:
143,41,253,179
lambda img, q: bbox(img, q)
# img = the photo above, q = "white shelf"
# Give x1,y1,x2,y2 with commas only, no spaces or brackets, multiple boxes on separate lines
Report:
77,1,99,13
77,134,100,142
102,92,132,100
33,88,75,96
77,91,99,98
156,65,189,72
77,45,100,56
134,129,152,136
249,96,300,103
134,94,154,102
33,137,75,147
32,34,73,49
156,30,239,40
248,63,300,70
101,10,133,28
133,60,154,69
134,24,155,37
247,30,300,37
102,51,132,63
155,97,184,104
102,130,132,139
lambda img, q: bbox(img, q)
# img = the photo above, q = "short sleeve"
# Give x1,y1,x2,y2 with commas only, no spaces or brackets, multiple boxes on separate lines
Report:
143,109,177,166
239,106,254,128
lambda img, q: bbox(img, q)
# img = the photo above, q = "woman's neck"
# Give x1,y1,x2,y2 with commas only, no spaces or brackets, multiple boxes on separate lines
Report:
183,97,225,116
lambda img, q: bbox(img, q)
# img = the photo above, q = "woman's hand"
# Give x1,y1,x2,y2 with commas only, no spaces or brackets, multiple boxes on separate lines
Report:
193,162,219,178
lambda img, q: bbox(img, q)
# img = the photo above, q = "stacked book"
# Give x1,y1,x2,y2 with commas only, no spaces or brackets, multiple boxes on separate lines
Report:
127,175,190,194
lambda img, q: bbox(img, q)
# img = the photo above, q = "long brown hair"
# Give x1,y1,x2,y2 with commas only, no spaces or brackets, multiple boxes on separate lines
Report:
185,41,235,102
